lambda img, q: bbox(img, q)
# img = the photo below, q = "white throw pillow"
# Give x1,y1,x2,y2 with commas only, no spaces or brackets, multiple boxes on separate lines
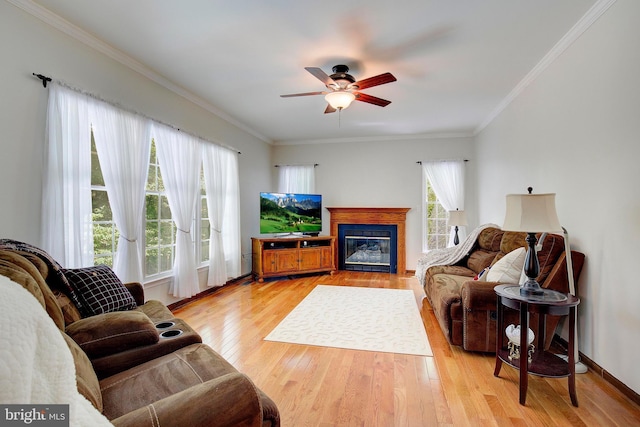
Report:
486,247,526,284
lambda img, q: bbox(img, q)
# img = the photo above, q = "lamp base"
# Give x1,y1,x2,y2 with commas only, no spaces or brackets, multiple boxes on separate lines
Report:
556,355,589,374
520,233,543,297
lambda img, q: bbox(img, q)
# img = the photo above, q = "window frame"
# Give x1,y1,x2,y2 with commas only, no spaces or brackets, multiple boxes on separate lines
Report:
90,131,119,267
144,139,177,279
422,177,450,252
198,165,211,265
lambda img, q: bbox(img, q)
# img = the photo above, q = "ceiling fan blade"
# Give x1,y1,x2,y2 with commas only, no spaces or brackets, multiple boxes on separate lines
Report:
305,67,336,87
354,92,392,107
324,104,337,114
353,72,397,90
280,91,325,98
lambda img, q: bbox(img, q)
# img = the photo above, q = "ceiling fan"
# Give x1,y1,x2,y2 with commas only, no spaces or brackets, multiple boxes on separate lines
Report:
280,65,397,114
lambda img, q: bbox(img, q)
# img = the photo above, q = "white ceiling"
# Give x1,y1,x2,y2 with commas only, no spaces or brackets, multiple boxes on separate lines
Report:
28,0,598,144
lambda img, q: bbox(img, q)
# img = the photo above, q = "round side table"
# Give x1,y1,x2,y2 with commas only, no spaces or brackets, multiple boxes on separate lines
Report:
493,284,580,407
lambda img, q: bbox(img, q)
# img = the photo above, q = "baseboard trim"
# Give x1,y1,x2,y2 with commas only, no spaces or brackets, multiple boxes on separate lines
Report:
167,273,253,311
553,335,640,405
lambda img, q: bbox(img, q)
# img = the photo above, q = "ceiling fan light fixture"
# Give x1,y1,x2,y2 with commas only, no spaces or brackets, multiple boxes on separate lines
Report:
325,91,355,110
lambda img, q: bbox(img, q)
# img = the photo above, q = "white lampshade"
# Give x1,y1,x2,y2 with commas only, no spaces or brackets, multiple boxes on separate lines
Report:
325,91,355,110
448,210,468,227
502,193,563,233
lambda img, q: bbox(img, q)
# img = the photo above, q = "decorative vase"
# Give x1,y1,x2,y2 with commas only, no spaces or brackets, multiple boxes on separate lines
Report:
505,324,535,363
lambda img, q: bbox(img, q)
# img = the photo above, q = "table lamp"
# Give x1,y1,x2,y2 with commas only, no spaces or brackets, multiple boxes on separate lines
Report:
502,188,563,297
447,209,468,246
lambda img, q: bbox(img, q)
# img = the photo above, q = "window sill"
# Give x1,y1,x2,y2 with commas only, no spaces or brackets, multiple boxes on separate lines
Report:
143,264,208,289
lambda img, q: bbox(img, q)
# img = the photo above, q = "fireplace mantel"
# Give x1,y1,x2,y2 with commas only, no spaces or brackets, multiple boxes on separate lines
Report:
327,207,410,274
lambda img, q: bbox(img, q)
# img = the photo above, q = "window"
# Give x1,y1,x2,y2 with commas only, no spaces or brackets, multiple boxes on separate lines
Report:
46,83,240,295
199,167,211,264
421,160,465,252
277,164,316,193
144,139,175,277
91,138,212,279
425,179,449,251
91,132,118,267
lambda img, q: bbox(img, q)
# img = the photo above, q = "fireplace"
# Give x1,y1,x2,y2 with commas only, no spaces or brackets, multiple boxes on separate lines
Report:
327,207,410,274
338,224,397,272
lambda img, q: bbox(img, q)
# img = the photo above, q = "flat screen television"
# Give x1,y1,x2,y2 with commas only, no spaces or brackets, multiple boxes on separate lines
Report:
260,192,322,235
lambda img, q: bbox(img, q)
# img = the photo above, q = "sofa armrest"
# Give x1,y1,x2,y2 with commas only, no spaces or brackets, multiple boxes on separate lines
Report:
461,280,500,311
460,280,502,352
124,282,145,306
65,311,159,359
110,373,263,427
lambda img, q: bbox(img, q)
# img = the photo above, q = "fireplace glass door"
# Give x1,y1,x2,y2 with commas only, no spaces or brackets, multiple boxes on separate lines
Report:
344,236,391,271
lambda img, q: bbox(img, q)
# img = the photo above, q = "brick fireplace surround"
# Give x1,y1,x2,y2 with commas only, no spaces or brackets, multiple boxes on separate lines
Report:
327,207,410,274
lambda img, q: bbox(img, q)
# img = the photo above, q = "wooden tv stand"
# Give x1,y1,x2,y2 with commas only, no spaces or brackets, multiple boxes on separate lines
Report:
251,236,335,282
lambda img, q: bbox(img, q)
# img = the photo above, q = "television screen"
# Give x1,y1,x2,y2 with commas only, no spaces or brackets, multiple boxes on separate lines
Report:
260,192,322,234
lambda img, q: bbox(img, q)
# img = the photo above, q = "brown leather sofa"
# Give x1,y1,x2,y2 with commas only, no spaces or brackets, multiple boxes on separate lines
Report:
0,239,204,378
0,242,280,427
420,227,585,352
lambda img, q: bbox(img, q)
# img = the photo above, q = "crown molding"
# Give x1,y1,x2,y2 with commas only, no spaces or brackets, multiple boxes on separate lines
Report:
475,0,617,134
7,0,272,144
273,131,475,146
11,0,614,146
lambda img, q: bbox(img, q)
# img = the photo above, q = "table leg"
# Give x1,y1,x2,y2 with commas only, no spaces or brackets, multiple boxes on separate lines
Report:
537,310,546,351
519,302,529,405
568,306,579,407
494,295,504,376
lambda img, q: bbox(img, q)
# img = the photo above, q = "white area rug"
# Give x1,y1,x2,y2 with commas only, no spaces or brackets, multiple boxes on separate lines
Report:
265,285,432,356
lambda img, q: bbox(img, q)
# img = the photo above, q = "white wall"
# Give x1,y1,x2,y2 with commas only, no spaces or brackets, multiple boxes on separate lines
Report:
0,1,272,304
272,136,475,269
475,0,640,393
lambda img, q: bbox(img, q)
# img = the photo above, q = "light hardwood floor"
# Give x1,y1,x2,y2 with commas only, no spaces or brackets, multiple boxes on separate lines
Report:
172,271,640,426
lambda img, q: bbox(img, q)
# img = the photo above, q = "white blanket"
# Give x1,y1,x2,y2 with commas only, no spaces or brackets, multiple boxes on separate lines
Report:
0,275,113,426
415,223,500,288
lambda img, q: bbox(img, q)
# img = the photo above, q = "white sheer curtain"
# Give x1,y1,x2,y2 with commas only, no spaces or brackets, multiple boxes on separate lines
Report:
153,123,202,298
42,83,94,267
202,143,241,287
277,165,316,193
422,160,466,247
90,103,151,283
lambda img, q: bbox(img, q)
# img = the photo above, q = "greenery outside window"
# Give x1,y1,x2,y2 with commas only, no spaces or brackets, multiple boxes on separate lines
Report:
91,133,118,267
145,140,175,277
92,138,211,280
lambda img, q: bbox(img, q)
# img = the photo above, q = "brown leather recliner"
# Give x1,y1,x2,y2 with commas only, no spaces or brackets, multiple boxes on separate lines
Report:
0,247,280,427
0,239,203,378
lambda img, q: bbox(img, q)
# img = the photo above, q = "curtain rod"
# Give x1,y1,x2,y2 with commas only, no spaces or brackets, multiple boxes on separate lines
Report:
274,163,319,168
33,73,52,88
416,159,469,165
32,72,242,155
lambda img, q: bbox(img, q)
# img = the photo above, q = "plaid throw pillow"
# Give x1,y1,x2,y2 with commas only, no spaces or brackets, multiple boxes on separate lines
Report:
62,265,137,317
